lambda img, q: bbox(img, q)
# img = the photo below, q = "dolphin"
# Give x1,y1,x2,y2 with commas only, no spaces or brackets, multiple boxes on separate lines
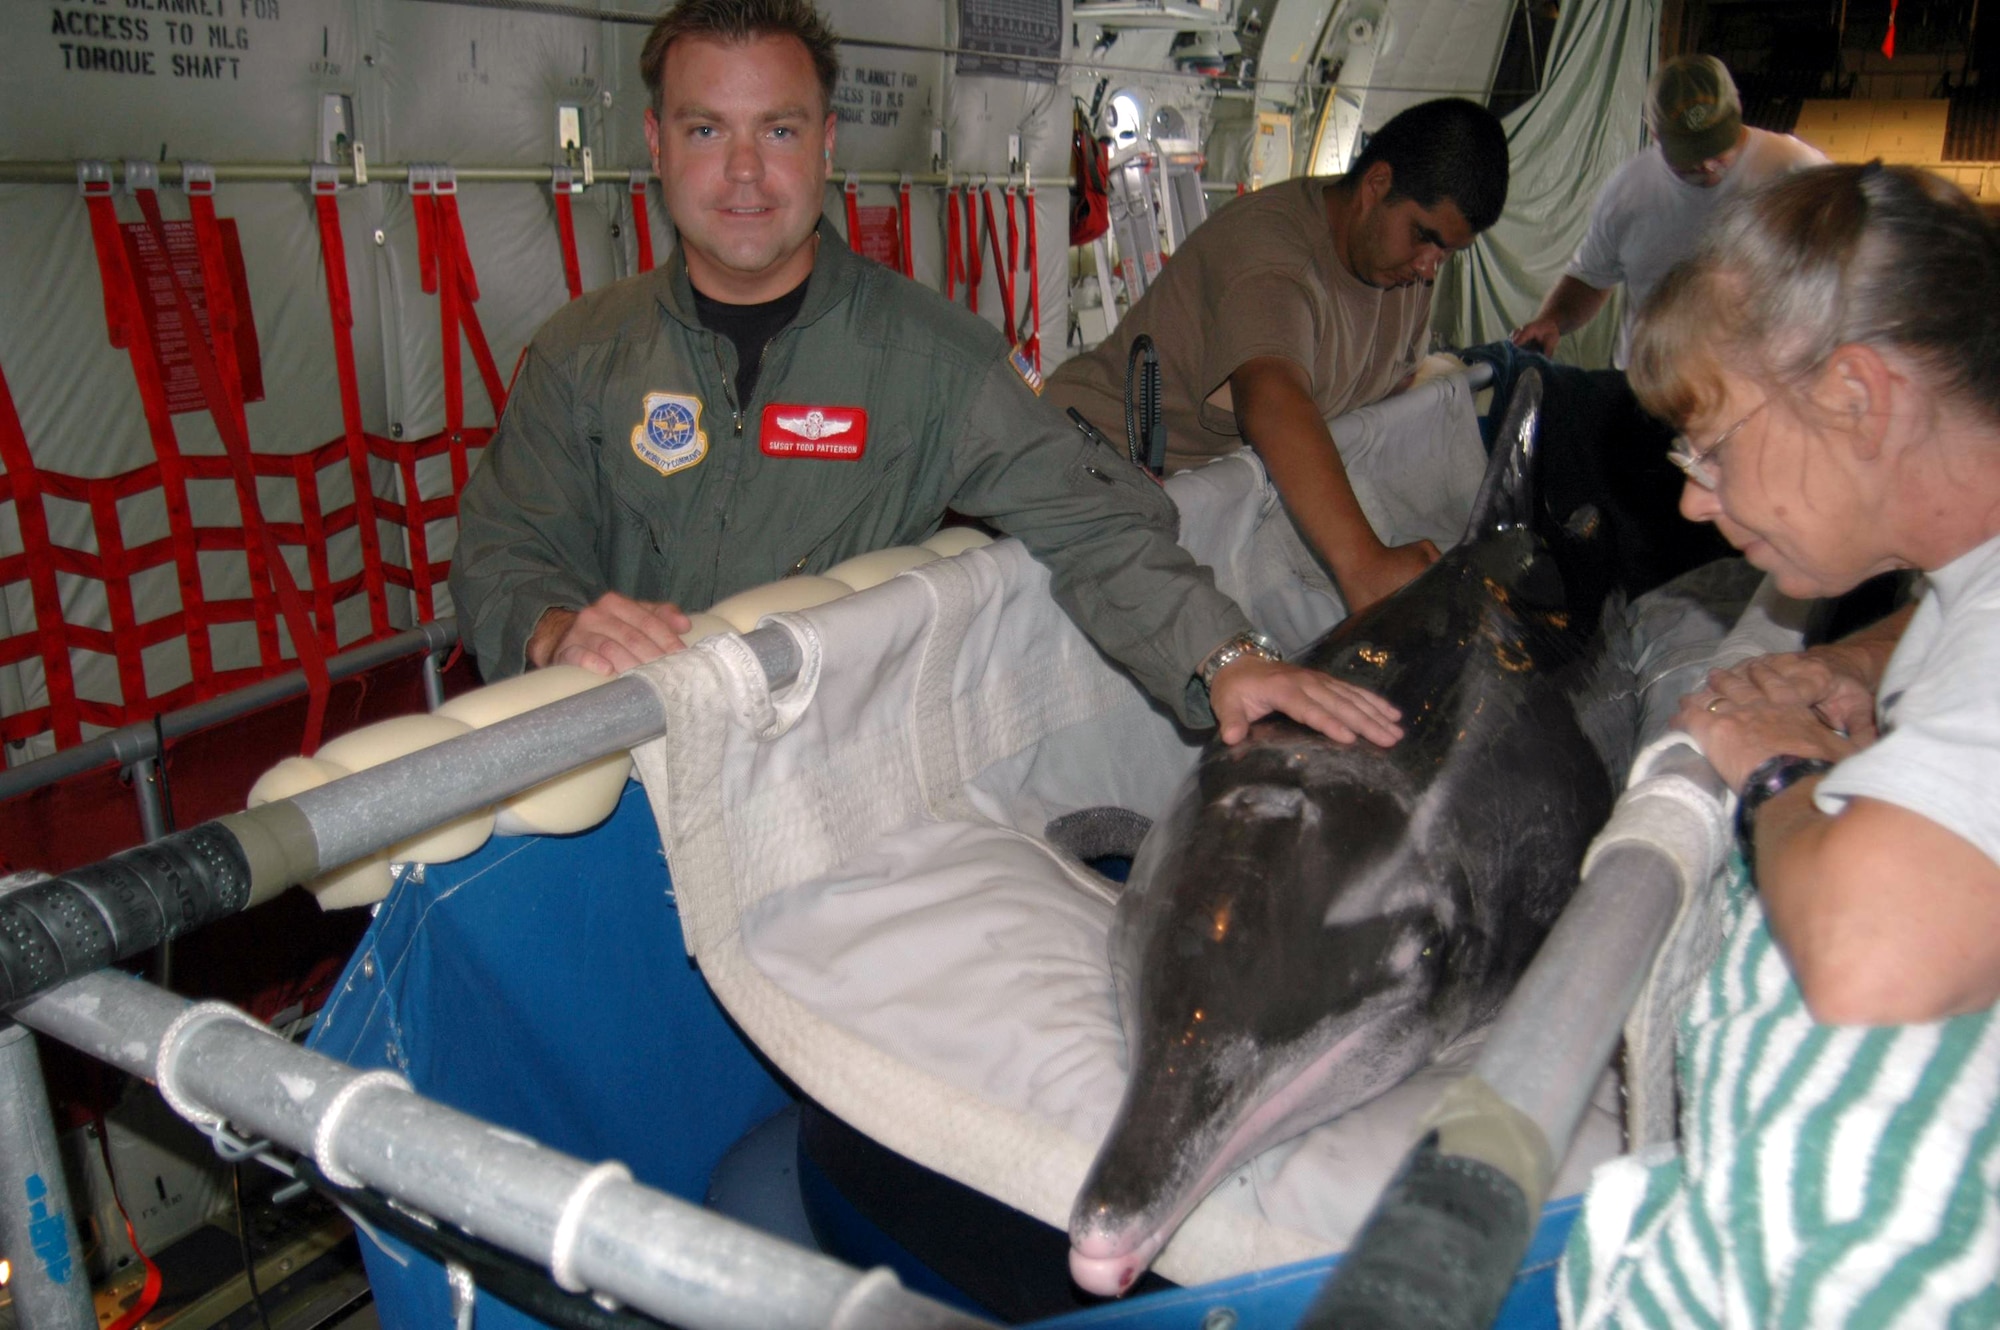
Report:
1068,371,1636,1295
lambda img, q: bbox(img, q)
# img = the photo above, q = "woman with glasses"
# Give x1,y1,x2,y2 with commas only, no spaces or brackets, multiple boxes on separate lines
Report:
1561,163,2000,1328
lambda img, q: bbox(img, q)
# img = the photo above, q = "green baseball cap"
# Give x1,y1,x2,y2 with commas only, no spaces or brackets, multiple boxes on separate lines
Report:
1647,55,1744,171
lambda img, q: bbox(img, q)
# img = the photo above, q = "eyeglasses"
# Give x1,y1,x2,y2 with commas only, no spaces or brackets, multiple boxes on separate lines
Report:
1667,400,1767,490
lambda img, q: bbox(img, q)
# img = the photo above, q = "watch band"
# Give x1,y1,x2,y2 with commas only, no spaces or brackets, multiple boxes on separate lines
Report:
1197,631,1282,692
1735,753,1835,862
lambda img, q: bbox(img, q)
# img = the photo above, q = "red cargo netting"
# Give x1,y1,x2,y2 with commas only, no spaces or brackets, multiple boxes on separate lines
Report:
0,163,542,757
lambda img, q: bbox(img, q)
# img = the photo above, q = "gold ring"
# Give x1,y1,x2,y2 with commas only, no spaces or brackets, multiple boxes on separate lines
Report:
1707,697,1725,713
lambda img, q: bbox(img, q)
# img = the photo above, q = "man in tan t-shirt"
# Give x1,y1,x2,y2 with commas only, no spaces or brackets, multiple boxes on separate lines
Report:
1048,98,1509,613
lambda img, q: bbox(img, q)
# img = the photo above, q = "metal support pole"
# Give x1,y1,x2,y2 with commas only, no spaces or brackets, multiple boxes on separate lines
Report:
0,1020,94,1330
126,758,176,989
127,758,167,843
421,649,446,712
11,972,993,1330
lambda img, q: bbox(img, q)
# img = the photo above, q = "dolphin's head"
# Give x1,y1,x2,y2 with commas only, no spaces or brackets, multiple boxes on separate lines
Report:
1069,744,1476,1294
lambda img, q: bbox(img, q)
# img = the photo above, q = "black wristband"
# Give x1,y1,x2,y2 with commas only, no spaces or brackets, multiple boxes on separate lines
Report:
1735,754,1835,864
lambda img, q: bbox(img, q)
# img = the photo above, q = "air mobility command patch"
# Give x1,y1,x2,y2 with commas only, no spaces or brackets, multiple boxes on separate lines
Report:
631,392,709,477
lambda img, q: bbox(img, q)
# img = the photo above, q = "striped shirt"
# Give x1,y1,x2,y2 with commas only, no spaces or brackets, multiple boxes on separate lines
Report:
1562,857,2000,1328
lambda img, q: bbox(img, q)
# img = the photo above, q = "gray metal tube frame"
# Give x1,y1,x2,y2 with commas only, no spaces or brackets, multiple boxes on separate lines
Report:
278,625,796,878
9,971,993,1330
0,619,460,804
1473,742,1729,1162
0,1021,95,1330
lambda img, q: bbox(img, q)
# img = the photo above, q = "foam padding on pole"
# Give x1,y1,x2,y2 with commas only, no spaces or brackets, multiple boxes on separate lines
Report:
1297,1133,1534,1330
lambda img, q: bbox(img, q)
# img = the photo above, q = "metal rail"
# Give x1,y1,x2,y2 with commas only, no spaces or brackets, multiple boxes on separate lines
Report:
8,970,994,1330
0,161,1056,189
0,619,459,803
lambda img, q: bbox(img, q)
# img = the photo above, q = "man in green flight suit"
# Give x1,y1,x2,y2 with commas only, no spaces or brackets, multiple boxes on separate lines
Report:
448,0,1404,747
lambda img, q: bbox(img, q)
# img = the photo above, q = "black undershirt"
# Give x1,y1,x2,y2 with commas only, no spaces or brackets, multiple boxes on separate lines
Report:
693,278,810,407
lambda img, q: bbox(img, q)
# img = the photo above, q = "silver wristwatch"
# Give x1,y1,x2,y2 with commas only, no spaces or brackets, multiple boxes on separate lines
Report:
1197,631,1282,692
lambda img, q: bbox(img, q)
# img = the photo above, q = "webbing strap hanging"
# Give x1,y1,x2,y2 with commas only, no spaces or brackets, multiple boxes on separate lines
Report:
79,163,217,697
1022,181,1042,371
944,176,962,301
842,173,862,251
78,163,132,349
1004,184,1020,289
0,360,83,748
310,165,391,637
981,185,1014,339
896,174,915,279
410,166,440,295
434,184,506,427
186,166,343,650
131,183,333,752
551,166,584,302
629,170,655,273
963,182,982,314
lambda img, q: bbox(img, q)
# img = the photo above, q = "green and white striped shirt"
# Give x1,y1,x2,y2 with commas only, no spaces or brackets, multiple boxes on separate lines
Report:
1562,858,2000,1328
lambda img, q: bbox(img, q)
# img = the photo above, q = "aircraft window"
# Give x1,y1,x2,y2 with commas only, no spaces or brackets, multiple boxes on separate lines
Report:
1103,89,1149,148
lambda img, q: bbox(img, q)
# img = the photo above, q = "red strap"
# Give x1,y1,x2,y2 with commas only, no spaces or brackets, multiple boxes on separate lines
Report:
410,169,439,295
981,187,1014,336
188,189,334,653
434,185,507,421
842,175,862,252
629,173,655,273
312,177,392,636
1005,185,1020,287
95,1118,163,1330
1022,183,1042,371
552,177,584,302
963,185,982,314
944,186,962,301
81,187,217,697
80,171,134,349
896,176,915,279
0,360,83,747
132,187,333,752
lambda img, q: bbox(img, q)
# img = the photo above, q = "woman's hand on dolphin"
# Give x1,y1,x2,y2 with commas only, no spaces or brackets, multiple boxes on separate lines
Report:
1705,649,1881,743
1209,657,1405,747
1674,673,1859,790
527,592,692,675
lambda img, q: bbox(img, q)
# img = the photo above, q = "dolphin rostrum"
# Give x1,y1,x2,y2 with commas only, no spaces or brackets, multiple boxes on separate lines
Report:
1068,371,1635,1295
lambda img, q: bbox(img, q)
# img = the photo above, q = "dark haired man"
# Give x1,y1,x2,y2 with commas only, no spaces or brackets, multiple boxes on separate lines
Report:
1047,98,1510,613
449,0,1406,747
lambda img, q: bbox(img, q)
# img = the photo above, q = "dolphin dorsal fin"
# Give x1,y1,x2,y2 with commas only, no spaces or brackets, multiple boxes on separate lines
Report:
1461,368,1544,543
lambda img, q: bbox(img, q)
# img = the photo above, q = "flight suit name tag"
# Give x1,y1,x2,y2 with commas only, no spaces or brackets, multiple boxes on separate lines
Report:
760,404,868,460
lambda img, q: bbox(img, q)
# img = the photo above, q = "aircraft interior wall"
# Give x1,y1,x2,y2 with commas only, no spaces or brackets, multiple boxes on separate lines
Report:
0,0,1084,762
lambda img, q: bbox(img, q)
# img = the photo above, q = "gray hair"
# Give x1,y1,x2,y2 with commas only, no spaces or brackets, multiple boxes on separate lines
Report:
1630,163,2000,428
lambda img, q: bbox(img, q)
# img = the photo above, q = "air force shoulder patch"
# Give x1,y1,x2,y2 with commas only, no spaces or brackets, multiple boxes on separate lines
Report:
631,392,709,478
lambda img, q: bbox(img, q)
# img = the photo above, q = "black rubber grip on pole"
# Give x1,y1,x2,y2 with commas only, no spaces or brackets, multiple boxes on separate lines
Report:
1296,1133,1533,1330
0,822,253,1007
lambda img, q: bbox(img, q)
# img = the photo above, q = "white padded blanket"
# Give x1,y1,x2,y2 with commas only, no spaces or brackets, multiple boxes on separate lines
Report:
629,383,1622,1288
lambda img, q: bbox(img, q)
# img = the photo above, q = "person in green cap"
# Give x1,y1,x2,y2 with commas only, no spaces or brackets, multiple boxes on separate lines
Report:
1511,54,1824,367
